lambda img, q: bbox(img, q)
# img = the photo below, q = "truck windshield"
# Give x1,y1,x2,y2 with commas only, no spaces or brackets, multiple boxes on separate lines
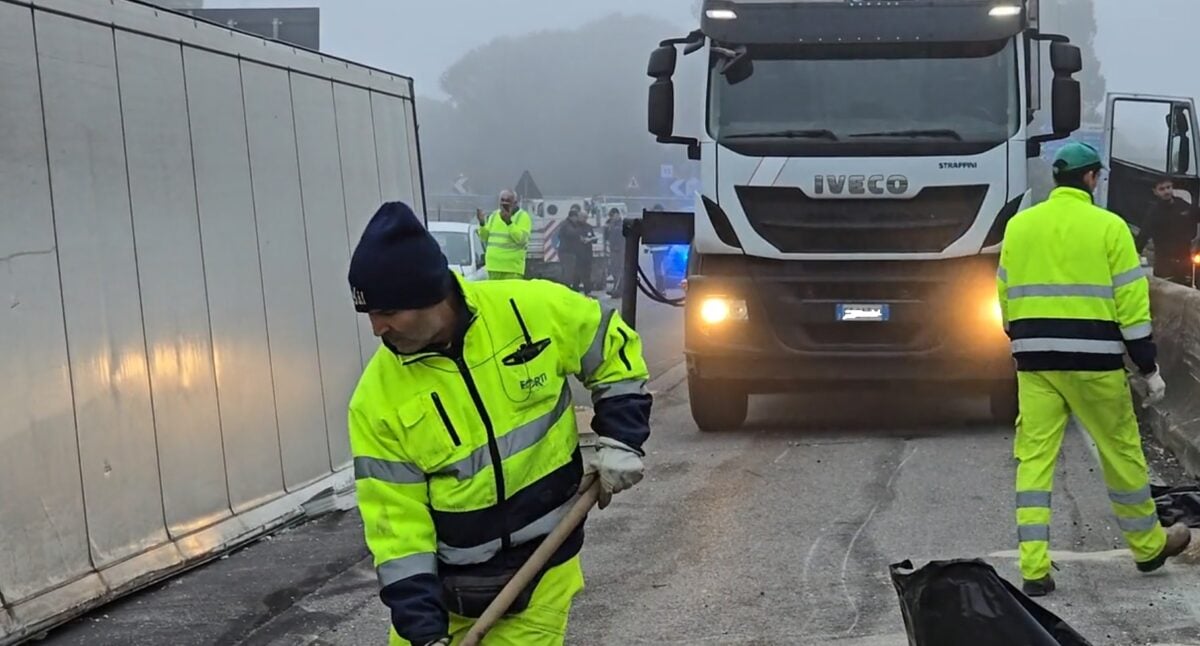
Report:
709,39,1019,145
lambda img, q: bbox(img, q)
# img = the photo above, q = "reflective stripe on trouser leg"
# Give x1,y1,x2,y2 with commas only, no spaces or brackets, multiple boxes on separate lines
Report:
1064,370,1167,564
387,555,586,646
1015,371,1071,581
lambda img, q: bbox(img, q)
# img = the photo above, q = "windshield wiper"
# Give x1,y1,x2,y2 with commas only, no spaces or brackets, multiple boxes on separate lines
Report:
848,129,963,141
725,129,838,141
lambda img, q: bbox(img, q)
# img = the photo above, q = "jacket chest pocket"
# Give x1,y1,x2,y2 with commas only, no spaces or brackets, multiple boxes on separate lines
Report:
393,391,465,472
495,337,563,410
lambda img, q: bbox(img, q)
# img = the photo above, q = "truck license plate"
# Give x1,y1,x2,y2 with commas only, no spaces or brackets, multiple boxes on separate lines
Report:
836,304,889,322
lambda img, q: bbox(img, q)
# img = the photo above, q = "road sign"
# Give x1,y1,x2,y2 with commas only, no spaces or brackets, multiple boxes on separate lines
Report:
661,164,674,179
453,175,469,195
628,176,640,191
670,178,687,197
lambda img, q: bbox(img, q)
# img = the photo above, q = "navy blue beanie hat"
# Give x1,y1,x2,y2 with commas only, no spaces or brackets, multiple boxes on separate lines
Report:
348,202,451,313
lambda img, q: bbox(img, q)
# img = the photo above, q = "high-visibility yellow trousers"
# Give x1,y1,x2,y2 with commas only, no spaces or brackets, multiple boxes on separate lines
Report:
390,556,585,646
1014,370,1167,580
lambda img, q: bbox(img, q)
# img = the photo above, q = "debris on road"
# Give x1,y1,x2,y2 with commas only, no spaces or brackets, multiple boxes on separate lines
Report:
890,559,1093,646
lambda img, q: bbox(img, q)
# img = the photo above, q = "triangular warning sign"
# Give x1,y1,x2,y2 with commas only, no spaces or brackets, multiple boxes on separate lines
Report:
515,170,543,200
627,176,640,190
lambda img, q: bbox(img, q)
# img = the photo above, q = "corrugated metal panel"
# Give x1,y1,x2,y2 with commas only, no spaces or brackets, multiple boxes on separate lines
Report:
372,92,416,205
37,9,169,567
291,73,361,470
334,83,385,367
241,60,331,490
0,2,92,604
1,0,417,639
114,29,233,537
184,46,286,513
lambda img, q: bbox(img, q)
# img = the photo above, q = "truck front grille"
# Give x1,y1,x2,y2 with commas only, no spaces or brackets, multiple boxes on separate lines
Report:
734,185,988,253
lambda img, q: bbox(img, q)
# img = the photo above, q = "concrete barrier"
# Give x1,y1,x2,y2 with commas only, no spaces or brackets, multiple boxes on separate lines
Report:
1144,279,1200,477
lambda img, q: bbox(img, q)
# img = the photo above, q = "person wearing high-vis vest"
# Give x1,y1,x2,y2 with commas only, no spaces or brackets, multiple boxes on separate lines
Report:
998,142,1189,597
475,190,532,280
347,202,652,645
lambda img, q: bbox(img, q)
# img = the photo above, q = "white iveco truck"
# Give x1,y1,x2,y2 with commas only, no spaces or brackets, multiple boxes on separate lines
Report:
646,0,1084,430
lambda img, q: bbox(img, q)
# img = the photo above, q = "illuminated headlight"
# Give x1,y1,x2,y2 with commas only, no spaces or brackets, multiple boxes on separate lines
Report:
989,297,1004,326
1192,252,1200,266
699,296,748,324
988,4,1022,17
705,8,738,20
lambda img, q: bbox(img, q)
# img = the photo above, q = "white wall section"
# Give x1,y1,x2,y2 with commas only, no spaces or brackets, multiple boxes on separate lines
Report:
0,1,422,642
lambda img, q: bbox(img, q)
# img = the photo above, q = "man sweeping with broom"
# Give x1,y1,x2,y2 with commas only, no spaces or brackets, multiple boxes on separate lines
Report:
346,202,653,645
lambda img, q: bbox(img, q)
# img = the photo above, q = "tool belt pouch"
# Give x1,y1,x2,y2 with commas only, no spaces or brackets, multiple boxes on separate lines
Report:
441,568,546,619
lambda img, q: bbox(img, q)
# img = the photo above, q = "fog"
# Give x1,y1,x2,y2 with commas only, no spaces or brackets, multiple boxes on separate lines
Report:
198,0,1200,212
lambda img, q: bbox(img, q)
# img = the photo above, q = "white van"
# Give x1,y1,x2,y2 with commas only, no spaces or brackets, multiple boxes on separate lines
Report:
428,221,486,281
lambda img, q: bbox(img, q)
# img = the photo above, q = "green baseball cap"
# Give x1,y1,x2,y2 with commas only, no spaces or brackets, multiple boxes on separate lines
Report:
1053,141,1104,173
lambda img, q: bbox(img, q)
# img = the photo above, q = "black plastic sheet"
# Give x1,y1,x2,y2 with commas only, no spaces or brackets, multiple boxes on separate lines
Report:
1152,484,1200,528
890,559,1092,646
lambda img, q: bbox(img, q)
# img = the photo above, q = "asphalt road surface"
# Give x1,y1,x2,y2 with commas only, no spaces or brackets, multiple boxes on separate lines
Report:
45,293,1200,646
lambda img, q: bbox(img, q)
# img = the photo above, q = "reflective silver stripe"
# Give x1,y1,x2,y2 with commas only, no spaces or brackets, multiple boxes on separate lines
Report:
591,378,648,405
355,456,425,484
1109,485,1153,506
377,552,438,587
580,308,616,379
436,383,572,481
1112,266,1149,288
1116,513,1159,533
1018,524,1050,542
1016,491,1051,508
487,242,525,251
1121,322,1153,341
1007,284,1114,299
997,266,1008,282
1011,338,1126,354
437,494,579,565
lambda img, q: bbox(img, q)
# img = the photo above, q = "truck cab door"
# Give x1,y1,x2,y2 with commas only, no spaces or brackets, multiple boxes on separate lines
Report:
1098,93,1200,235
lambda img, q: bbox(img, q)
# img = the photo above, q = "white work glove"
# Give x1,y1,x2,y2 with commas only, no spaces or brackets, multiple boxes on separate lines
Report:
586,437,645,509
422,639,450,646
1141,368,1167,408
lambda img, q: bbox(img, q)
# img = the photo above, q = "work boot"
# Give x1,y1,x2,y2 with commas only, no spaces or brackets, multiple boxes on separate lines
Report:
1021,574,1055,597
1137,523,1193,573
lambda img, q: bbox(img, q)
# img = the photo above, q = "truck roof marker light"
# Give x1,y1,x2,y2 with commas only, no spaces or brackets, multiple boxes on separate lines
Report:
989,4,1022,17
705,8,738,20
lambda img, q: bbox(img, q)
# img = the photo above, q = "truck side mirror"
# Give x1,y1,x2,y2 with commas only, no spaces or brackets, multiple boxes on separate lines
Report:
648,78,675,139
1049,42,1082,74
1174,135,1192,175
1051,78,1081,134
647,45,677,78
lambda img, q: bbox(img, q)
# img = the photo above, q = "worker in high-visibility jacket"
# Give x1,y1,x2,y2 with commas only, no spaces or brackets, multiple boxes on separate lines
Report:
475,189,533,280
998,141,1190,597
347,201,652,645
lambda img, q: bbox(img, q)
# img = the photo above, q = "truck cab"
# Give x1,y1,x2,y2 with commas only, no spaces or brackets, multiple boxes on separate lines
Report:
647,0,1083,430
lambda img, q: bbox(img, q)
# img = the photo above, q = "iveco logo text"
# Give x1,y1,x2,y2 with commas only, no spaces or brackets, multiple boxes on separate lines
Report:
813,175,908,195
939,162,978,169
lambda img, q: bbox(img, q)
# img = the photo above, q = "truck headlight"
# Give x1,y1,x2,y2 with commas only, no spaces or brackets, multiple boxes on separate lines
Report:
699,296,748,324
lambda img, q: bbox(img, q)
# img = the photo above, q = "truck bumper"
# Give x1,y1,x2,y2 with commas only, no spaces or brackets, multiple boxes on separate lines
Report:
684,254,1014,393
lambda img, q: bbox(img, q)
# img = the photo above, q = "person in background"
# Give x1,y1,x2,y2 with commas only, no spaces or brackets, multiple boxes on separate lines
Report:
476,189,532,280
997,142,1190,598
559,206,595,293
1135,177,1200,284
604,208,625,297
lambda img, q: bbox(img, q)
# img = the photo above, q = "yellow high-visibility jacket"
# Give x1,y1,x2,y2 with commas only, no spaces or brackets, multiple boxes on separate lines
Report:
348,275,651,644
478,209,532,276
998,187,1157,373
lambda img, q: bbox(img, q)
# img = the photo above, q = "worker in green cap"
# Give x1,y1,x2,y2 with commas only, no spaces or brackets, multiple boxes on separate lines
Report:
996,141,1191,597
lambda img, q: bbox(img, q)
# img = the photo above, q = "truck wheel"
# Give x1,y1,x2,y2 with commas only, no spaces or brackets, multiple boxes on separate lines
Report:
989,381,1019,424
688,373,748,432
